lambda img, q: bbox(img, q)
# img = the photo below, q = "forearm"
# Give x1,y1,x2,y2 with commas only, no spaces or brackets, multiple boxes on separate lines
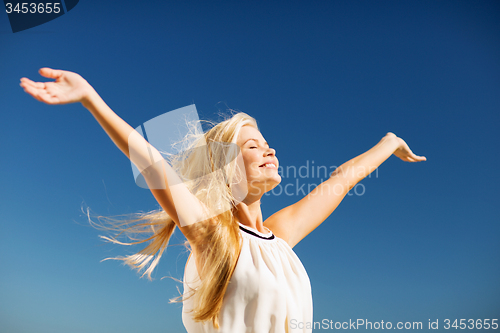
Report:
81,87,163,173
330,134,400,189
80,84,208,229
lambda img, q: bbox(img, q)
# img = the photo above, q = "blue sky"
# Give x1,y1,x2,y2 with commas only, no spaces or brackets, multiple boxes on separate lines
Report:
1,1,499,332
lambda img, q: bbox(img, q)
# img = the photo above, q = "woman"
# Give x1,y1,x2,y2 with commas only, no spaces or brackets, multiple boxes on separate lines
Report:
20,68,426,333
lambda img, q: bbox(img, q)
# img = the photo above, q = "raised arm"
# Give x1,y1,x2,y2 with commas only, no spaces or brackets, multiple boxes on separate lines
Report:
265,132,426,248
20,68,207,239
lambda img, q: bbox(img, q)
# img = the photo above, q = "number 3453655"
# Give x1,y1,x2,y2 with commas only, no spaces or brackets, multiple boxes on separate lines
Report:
5,3,61,14
444,319,498,330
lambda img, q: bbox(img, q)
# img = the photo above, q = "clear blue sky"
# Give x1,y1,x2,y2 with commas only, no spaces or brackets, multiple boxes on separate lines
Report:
1,1,499,332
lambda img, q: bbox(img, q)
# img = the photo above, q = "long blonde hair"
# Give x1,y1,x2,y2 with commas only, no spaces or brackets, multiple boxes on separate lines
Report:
90,111,258,329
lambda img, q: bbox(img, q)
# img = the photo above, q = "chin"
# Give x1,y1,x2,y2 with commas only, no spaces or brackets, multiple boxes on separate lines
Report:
246,177,281,197
265,177,282,192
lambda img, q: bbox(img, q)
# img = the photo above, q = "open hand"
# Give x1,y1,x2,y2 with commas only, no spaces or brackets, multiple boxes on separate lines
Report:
386,132,427,162
20,68,92,105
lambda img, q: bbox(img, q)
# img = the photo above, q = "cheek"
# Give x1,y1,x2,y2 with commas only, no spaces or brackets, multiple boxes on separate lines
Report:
242,153,260,169
244,161,260,174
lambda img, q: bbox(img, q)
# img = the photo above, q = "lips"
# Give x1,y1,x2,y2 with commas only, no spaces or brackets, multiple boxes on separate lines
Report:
259,161,278,168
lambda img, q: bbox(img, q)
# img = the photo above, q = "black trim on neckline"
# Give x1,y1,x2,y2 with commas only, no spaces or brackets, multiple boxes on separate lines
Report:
239,225,275,240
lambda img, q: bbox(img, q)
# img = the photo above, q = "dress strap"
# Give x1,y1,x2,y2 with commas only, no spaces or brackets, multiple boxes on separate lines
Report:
238,222,275,240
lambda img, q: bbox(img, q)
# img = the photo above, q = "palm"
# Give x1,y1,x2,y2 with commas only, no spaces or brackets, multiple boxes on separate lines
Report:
20,68,90,105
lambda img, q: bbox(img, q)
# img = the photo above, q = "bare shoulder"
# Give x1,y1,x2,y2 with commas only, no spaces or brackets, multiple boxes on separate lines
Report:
264,209,295,246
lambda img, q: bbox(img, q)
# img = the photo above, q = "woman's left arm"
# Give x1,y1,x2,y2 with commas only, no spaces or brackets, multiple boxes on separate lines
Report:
265,132,426,248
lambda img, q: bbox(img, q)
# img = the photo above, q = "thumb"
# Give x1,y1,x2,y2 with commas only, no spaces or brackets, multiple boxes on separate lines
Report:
39,67,64,79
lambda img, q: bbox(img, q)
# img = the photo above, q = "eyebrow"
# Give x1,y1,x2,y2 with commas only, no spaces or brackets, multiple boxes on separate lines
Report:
244,138,269,147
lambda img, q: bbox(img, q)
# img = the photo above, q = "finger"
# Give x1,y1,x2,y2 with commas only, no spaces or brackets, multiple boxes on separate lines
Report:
21,79,43,88
22,85,44,101
21,83,39,95
22,85,44,102
408,155,426,162
410,152,426,161
34,90,60,104
22,84,53,103
39,67,64,80
21,78,45,89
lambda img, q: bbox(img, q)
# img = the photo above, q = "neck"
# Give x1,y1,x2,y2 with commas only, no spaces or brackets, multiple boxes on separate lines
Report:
234,197,265,233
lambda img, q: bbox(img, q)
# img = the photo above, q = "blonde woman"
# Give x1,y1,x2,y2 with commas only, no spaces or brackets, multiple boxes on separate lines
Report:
20,68,427,333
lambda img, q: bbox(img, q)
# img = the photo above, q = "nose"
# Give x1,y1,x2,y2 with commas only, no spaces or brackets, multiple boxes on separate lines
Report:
265,147,276,156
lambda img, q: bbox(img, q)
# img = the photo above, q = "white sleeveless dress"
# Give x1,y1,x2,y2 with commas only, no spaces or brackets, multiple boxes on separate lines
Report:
182,222,313,333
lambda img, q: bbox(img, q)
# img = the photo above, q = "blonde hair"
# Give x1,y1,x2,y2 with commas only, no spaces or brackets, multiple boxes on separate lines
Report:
90,111,259,329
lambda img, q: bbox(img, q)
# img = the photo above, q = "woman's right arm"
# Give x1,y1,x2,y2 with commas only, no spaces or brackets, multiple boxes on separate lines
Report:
20,68,207,237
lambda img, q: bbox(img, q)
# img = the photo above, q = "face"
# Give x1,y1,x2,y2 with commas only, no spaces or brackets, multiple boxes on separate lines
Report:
236,125,281,196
